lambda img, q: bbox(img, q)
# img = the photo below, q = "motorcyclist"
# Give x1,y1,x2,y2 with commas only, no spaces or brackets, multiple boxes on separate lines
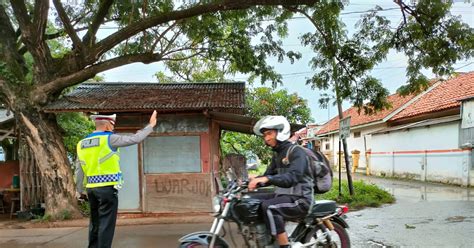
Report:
249,116,314,248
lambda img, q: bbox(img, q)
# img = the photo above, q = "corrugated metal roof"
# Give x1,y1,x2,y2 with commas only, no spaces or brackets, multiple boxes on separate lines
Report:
44,82,246,114
209,111,305,134
0,109,14,124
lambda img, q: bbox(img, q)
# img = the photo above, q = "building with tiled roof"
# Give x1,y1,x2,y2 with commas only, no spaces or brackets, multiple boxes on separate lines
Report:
368,71,474,186
315,91,421,169
389,72,474,124
316,71,474,186
317,93,417,135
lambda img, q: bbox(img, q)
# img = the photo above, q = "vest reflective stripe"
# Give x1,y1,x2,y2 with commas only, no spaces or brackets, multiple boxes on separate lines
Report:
87,173,122,184
99,151,119,164
77,132,122,189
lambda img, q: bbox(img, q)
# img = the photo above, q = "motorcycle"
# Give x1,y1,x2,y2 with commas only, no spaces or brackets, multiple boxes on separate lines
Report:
178,171,351,248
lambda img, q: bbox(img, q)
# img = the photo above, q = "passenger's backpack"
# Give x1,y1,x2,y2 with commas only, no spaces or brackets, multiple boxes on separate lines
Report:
285,145,333,194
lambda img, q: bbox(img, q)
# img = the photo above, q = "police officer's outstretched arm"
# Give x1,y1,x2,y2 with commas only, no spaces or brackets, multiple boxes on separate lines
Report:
109,110,157,148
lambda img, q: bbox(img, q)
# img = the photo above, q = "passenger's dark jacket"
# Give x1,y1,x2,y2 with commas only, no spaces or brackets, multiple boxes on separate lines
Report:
263,140,314,202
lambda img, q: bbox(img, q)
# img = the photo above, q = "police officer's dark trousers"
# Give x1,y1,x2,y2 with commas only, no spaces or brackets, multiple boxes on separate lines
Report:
87,186,118,248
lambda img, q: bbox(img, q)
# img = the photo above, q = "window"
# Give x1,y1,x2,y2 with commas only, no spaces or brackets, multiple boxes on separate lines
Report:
325,143,330,150
144,136,201,173
353,131,361,138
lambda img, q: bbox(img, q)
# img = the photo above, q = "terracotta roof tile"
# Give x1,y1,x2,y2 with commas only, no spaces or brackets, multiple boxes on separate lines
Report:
317,93,416,135
390,72,474,121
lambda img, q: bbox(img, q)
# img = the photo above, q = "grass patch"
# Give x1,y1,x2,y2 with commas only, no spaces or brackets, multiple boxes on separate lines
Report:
316,179,395,210
79,201,90,217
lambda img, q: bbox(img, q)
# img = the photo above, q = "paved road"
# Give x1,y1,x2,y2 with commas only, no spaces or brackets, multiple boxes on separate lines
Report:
1,175,473,247
347,174,474,247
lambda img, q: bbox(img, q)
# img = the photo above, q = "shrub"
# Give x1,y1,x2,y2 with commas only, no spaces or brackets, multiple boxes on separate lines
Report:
316,179,395,210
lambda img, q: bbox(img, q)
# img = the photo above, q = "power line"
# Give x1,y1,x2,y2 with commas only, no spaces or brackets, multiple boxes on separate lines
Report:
455,62,474,70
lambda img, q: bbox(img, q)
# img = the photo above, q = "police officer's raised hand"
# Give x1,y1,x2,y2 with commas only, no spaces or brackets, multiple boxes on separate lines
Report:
149,110,157,127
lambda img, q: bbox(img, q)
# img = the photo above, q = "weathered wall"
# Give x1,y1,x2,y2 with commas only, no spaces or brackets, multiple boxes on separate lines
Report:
0,161,19,188
370,121,472,186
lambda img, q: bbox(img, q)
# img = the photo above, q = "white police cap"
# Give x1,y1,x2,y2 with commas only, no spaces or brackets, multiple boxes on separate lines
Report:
90,114,116,125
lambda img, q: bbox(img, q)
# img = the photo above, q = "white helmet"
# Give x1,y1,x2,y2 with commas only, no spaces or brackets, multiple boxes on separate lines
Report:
253,115,291,142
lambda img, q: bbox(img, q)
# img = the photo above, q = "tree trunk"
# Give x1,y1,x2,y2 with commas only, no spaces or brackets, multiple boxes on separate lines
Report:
17,108,80,219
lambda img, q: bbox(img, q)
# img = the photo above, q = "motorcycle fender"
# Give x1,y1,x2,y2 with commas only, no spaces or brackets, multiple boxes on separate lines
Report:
178,231,230,247
331,215,349,229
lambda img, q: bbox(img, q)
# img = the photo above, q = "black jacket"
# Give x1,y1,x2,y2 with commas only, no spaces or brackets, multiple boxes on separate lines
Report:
264,141,314,202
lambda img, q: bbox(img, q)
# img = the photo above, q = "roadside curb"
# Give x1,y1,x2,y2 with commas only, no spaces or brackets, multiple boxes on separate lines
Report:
0,213,213,229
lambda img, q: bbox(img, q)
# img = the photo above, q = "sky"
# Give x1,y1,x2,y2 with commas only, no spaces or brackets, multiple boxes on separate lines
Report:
99,0,474,124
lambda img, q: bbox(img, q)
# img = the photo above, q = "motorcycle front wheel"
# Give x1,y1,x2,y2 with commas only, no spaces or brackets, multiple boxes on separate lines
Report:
304,221,351,248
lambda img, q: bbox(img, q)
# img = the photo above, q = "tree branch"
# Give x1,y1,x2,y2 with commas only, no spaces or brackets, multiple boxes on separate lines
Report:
0,5,27,78
82,0,115,46
92,0,318,60
151,21,180,52
33,52,166,99
0,76,16,107
288,7,360,90
11,0,53,82
161,48,207,62
32,0,49,45
10,0,32,30
52,0,83,51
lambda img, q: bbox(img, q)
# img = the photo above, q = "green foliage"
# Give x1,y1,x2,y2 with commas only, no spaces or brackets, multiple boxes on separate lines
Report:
300,0,473,114
390,1,474,94
59,209,73,220
221,87,313,166
248,164,267,176
42,214,52,222
57,112,95,159
316,179,395,209
300,1,391,114
155,55,231,83
78,201,90,217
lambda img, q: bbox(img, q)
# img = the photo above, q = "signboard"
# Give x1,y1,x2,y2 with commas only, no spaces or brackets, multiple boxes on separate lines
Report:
461,100,474,129
339,116,351,139
306,127,317,139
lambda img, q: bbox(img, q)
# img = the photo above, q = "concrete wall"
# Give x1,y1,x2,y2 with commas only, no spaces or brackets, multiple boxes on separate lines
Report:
370,121,472,186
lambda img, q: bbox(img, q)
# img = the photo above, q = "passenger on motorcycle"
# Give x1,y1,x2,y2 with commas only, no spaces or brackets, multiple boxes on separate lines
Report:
249,116,315,248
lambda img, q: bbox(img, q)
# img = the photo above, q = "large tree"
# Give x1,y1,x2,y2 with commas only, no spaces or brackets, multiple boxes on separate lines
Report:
0,0,317,218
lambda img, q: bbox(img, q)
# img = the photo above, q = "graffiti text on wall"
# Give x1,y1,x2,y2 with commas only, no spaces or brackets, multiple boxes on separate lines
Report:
154,178,210,197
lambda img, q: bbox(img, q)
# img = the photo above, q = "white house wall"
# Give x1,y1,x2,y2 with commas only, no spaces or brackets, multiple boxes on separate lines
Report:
370,121,472,186
320,123,386,170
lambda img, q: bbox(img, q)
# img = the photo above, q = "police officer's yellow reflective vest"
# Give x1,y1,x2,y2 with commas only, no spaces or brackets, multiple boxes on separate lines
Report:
77,132,122,188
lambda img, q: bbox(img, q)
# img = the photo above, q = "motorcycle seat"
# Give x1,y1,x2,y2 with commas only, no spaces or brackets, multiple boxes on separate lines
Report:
307,200,337,218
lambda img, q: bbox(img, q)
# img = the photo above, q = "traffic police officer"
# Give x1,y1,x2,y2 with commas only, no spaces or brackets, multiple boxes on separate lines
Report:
76,111,157,248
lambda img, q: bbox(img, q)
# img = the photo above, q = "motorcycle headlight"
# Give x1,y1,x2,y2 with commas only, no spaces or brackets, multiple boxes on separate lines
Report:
212,196,222,213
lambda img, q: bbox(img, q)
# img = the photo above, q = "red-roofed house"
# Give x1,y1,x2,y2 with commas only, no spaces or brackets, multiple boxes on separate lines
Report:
316,92,420,169
367,72,474,186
